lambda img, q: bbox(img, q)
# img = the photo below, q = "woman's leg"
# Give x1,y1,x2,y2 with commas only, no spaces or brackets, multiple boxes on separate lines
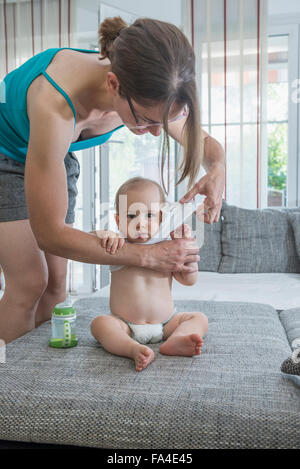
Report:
91,315,155,371
34,252,68,327
0,220,48,343
34,223,73,327
0,151,79,340
160,311,208,356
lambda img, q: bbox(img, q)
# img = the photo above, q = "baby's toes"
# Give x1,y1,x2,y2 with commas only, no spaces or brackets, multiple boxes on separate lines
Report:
190,334,202,345
192,334,203,354
135,346,154,371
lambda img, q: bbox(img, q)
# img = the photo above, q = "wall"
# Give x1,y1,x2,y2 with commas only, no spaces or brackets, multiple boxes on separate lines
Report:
269,0,300,24
269,0,300,17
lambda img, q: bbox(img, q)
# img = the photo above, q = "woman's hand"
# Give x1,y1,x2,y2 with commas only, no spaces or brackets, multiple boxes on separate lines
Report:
170,224,199,285
179,163,225,224
167,122,225,224
170,224,198,268
143,237,200,274
94,229,125,254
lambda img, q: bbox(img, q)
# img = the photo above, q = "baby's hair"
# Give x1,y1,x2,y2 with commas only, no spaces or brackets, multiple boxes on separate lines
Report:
114,177,166,214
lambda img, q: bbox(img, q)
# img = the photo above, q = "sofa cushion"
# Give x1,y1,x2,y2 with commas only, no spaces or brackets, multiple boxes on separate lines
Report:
279,307,300,349
219,201,300,273
0,297,299,449
289,213,300,260
197,215,222,271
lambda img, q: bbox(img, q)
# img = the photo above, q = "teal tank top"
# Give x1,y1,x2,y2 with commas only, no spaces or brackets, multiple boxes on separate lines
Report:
0,47,124,163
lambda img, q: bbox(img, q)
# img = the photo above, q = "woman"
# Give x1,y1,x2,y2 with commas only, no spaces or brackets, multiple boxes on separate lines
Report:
0,17,225,343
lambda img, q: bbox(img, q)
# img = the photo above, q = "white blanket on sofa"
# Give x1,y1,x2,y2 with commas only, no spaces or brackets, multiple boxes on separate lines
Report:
171,272,300,310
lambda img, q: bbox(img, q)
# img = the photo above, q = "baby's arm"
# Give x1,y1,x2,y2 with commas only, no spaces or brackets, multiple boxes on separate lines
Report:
89,229,125,254
171,224,199,286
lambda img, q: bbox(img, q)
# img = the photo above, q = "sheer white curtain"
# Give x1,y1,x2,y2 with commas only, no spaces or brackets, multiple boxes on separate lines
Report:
0,0,77,77
184,0,268,208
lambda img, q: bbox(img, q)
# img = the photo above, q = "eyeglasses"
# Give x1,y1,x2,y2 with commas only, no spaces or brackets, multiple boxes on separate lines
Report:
125,95,188,130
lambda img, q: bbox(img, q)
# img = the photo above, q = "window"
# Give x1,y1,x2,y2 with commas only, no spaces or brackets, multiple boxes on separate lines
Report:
196,17,299,208
267,34,288,207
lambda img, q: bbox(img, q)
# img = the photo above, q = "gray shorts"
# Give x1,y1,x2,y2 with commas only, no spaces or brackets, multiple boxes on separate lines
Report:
0,151,80,224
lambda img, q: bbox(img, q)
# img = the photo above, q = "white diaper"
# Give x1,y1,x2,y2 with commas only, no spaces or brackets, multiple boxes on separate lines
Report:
111,308,177,345
129,323,164,345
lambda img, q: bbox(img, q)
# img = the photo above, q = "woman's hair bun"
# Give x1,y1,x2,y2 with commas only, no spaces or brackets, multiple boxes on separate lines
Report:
98,16,128,59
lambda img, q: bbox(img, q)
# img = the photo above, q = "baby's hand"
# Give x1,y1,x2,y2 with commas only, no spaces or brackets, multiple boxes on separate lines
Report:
170,224,192,240
95,230,125,254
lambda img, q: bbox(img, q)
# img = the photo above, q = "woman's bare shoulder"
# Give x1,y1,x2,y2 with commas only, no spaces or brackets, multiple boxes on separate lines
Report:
27,50,98,118
27,72,75,126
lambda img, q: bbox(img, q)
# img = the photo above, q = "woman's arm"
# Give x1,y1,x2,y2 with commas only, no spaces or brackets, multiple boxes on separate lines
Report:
167,119,225,223
25,97,200,273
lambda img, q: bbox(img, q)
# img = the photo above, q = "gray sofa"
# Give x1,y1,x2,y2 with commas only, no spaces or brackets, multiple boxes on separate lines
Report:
198,199,300,274
0,200,300,449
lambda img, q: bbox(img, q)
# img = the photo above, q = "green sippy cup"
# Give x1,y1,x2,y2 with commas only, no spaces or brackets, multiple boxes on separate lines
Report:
49,297,78,348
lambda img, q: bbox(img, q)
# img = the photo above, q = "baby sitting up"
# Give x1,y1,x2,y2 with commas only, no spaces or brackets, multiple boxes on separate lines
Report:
90,177,208,371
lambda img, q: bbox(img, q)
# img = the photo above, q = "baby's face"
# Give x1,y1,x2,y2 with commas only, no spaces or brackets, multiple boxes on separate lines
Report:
116,184,163,243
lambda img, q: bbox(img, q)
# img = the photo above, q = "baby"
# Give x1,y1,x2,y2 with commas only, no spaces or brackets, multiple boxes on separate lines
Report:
90,177,208,371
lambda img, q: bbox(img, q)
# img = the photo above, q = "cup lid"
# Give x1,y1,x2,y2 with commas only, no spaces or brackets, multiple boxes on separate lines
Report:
52,298,75,317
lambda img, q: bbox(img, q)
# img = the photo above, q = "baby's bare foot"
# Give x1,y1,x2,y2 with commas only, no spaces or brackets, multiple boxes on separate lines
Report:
131,344,155,371
159,334,203,357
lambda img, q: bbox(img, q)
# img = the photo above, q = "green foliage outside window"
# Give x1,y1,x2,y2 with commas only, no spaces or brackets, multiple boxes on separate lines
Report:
268,123,287,191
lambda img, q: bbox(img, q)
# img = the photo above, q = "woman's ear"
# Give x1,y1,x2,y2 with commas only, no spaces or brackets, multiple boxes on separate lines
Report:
114,213,120,228
106,72,120,96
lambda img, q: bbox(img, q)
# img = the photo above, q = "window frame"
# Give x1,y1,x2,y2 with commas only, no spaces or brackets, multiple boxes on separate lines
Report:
268,23,299,207
67,148,96,295
81,148,97,293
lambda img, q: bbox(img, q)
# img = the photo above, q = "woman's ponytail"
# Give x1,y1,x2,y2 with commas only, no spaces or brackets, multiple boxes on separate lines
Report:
98,16,128,60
